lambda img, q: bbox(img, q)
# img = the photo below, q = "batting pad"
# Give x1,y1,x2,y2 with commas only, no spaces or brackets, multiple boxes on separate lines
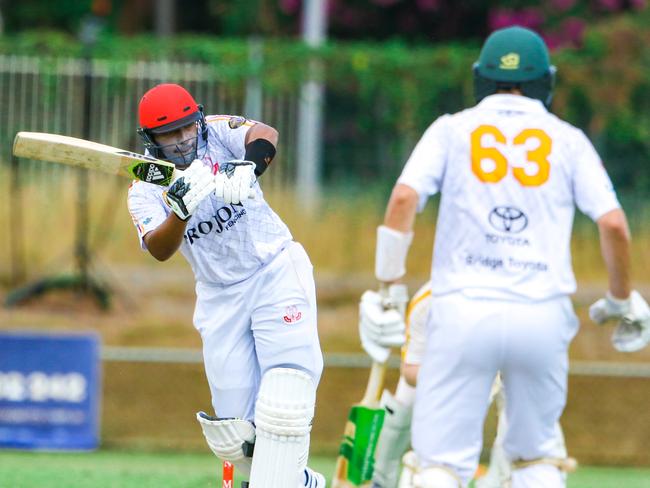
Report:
196,412,256,477
248,368,316,488
373,390,413,488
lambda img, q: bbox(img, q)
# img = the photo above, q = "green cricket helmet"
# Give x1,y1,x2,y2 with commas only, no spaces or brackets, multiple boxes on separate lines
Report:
473,26,556,107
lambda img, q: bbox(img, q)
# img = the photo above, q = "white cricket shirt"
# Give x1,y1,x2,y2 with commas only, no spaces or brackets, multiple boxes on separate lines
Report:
127,115,292,285
398,94,620,301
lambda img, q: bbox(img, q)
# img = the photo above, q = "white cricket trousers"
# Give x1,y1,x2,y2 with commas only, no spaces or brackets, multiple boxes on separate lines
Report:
193,241,324,421
411,292,579,487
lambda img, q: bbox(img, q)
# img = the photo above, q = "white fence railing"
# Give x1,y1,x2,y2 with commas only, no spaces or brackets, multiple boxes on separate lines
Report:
0,55,298,189
101,346,650,377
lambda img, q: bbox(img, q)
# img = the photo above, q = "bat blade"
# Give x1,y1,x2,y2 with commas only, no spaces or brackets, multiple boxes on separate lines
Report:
332,361,387,487
12,131,176,186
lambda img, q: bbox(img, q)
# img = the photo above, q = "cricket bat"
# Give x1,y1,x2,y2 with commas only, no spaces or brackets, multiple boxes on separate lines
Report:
333,285,395,488
332,360,388,487
13,131,176,186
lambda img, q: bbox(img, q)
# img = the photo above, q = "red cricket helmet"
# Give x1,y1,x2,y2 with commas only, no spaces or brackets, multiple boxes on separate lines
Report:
136,83,208,165
139,83,202,133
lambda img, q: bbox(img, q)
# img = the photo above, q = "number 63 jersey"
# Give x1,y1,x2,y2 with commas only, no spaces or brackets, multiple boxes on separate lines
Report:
398,94,620,301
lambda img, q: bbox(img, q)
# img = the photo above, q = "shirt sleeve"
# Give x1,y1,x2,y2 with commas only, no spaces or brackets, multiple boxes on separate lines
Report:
397,115,449,212
572,129,620,221
126,181,170,250
210,115,256,160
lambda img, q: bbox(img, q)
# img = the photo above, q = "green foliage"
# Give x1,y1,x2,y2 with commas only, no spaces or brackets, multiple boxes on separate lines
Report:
0,8,649,191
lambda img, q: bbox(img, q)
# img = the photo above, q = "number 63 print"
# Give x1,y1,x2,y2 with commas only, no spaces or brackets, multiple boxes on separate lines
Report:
471,125,552,187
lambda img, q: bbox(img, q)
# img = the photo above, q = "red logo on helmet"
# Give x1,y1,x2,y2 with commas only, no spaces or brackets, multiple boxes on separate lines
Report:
283,305,303,324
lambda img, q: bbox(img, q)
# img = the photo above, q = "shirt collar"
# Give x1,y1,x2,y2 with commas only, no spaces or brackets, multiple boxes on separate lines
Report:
476,94,547,114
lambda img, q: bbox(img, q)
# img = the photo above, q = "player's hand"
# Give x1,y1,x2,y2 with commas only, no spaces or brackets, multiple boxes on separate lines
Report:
214,160,256,205
589,290,650,352
359,284,408,364
163,159,213,221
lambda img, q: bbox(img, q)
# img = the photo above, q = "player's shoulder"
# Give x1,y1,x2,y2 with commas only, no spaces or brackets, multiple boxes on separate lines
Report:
418,113,453,137
205,114,256,130
539,109,580,131
440,106,480,128
541,112,594,151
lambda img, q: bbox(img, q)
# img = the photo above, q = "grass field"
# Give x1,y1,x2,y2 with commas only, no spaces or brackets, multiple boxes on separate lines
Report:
1,450,650,488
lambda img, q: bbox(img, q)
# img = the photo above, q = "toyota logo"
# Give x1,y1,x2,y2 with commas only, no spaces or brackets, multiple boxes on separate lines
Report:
488,206,528,233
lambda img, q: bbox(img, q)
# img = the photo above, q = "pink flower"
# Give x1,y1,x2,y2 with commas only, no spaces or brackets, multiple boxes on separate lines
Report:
279,0,301,15
597,0,623,10
488,8,544,31
630,0,646,9
416,0,440,12
337,6,364,29
327,0,340,16
542,32,563,51
561,17,586,45
488,9,516,30
549,0,577,12
517,7,545,29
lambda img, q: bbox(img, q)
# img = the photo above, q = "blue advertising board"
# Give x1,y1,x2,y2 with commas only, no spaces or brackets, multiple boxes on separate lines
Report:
0,331,101,450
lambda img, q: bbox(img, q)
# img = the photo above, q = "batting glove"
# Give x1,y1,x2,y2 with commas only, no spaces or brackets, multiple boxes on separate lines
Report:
214,160,256,205
359,284,408,364
163,159,214,221
589,290,650,352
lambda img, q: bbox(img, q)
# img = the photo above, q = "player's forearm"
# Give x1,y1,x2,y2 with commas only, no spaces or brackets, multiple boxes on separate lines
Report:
143,213,188,261
597,208,631,299
383,184,419,233
374,184,418,285
401,363,419,387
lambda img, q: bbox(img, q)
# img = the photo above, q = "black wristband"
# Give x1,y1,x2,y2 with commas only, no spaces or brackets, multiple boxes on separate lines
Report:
244,139,276,177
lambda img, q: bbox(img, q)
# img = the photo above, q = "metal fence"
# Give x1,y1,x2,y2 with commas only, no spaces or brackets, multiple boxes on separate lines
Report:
0,55,297,188
0,55,303,287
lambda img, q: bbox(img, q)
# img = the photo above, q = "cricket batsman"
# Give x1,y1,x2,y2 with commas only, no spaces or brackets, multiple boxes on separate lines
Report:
359,26,650,488
127,83,326,487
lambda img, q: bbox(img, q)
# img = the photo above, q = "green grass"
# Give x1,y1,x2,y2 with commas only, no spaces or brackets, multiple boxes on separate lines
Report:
1,450,650,488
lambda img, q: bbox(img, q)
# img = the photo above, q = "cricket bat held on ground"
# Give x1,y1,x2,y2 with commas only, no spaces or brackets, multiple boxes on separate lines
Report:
12,131,176,186
332,360,388,488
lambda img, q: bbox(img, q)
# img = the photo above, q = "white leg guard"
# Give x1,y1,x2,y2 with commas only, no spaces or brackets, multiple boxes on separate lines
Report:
475,440,509,488
398,451,418,488
511,463,564,488
196,412,256,478
372,390,413,488
508,422,576,487
510,454,577,488
399,451,463,488
248,368,317,488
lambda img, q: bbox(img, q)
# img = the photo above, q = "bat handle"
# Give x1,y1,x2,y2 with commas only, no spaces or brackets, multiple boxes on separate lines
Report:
361,361,387,405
